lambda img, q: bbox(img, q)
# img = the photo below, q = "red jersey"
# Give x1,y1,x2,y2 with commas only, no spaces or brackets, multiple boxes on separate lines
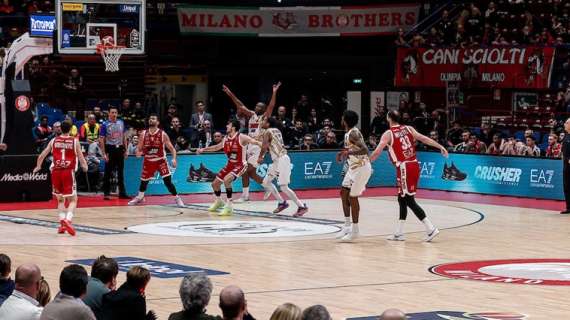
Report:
387,125,417,164
142,129,165,161
51,135,77,170
546,143,561,158
224,133,246,164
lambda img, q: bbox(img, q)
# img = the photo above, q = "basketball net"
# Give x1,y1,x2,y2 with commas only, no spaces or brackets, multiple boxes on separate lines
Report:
96,43,125,72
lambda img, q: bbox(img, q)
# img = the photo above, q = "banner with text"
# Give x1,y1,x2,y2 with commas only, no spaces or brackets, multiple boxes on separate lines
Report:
395,47,556,89
124,151,564,200
177,5,419,37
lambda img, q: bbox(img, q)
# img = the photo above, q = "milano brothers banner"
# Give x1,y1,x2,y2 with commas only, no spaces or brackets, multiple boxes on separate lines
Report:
177,5,419,36
395,47,556,88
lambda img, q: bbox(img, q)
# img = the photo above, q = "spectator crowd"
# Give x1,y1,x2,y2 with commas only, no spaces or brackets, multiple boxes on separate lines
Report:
0,252,405,320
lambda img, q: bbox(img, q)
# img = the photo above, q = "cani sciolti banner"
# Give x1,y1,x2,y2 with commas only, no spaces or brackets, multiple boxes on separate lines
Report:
124,151,564,200
395,46,556,88
177,5,420,37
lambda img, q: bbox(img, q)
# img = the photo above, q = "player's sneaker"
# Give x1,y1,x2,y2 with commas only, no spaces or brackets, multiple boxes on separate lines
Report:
424,228,440,242
175,196,185,208
234,196,249,203
386,234,405,241
61,219,76,236
128,197,145,206
340,230,358,242
273,201,289,214
208,199,224,212
219,205,233,216
293,204,309,217
336,225,351,239
57,220,65,234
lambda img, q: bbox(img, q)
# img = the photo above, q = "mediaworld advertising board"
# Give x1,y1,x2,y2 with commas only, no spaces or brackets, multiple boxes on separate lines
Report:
395,47,556,89
123,151,564,200
177,5,420,37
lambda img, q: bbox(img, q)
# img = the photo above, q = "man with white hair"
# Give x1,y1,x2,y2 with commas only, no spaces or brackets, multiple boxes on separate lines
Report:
169,274,220,320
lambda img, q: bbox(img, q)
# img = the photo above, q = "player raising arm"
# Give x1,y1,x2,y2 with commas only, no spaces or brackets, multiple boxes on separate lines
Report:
370,110,448,242
222,82,281,202
33,121,88,236
197,120,262,216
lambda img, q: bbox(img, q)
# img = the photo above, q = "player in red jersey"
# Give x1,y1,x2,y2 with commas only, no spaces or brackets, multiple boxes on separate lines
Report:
370,110,448,242
128,114,185,207
222,82,280,202
33,121,88,236
197,119,262,216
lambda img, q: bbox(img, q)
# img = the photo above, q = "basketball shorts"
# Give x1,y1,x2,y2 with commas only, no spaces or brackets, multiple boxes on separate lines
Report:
51,169,76,197
267,154,292,186
217,162,247,181
342,162,372,197
141,158,170,181
397,160,420,196
246,144,261,168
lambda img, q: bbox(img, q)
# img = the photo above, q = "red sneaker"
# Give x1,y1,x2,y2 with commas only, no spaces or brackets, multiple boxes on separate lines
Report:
62,219,76,236
57,220,65,234
293,205,309,217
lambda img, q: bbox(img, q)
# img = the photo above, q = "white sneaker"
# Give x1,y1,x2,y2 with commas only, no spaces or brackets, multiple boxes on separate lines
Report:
234,196,249,203
175,196,185,208
263,191,271,200
336,225,351,239
424,228,440,242
340,230,359,242
387,234,405,241
128,197,144,206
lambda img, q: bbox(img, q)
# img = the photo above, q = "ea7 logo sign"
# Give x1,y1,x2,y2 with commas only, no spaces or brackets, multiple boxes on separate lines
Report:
304,161,332,176
419,161,436,177
530,169,554,186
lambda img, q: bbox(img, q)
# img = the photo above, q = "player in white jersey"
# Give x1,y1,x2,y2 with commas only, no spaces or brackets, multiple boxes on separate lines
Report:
258,117,309,217
335,110,372,242
222,82,281,202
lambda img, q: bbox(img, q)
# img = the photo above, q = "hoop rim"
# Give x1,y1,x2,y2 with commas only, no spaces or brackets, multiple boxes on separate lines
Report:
95,43,126,53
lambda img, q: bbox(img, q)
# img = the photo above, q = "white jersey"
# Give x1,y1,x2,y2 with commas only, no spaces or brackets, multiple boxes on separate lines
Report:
248,113,265,139
267,128,287,161
344,127,369,169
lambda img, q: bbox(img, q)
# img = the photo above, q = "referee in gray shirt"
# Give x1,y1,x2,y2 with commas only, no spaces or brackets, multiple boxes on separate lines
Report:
99,106,129,199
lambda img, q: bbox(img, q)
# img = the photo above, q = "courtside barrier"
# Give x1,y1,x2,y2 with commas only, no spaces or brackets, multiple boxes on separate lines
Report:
123,151,564,200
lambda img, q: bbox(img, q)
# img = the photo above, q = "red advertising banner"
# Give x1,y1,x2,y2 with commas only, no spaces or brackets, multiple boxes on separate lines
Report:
395,47,556,89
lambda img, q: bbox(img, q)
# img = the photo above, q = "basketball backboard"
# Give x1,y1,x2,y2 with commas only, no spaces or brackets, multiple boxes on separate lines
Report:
56,0,145,55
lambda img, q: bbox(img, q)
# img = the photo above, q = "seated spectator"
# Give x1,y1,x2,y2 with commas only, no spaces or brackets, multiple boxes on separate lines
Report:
300,134,318,151
420,131,445,151
162,104,179,129
370,106,388,136
34,115,52,151
367,135,378,150
127,101,147,131
316,125,333,146
302,305,331,320
190,101,213,139
274,106,292,137
167,117,186,145
101,266,156,320
307,108,320,134
52,122,62,137
453,130,471,153
37,279,51,307
127,135,139,155
467,135,487,154
40,264,94,320
446,121,463,147
486,134,504,155
401,112,411,125
212,132,224,146
0,264,43,320
270,303,302,320
379,308,406,320
80,115,101,144
63,68,83,93
291,108,300,124
546,133,562,158
195,120,212,148
0,254,15,306
219,285,250,320
83,256,118,320
479,123,494,146
176,136,191,153
291,120,307,148
63,116,78,137
168,273,221,320
521,136,541,157
319,132,339,150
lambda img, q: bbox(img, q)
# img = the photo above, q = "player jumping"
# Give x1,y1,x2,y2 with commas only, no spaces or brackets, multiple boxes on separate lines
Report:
222,82,281,202
258,117,309,216
128,114,185,207
370,110,448,242
197,119,262,216
33,121,88,236
336,110,372,242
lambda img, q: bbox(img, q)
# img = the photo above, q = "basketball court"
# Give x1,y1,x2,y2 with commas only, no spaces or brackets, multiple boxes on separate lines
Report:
0,188,568,319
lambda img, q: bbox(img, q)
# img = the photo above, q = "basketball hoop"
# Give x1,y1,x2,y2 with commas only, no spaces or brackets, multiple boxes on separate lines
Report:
96,43,125,72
